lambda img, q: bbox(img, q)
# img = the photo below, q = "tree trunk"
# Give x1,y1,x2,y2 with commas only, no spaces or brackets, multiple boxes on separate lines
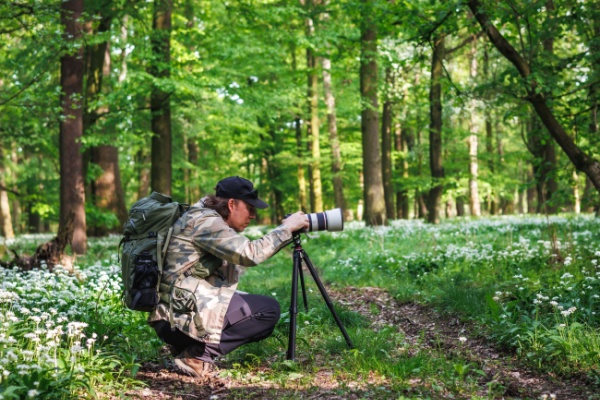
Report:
0,187,13,239
360,1,386,225
150,0,172,195
540,0,558,213
0,145,14,238
426,33,445,224
586,13,599,212
84,11,127,235
468,0,600,193
60,0,87,254
187,138,201,202
10,148,21,234
305,7,323,212
456,196,466,217
485,114,497,214
295,118,308,213
137,149,151,199
573,170,580,214
321,56,348,218
318,0,346,217
27,201,41,233
395,121,410,219
467,39,481,217
119,16,128,83
382,68,395,220
527,167,537,214
91,146,128,232
483,44,497,215
468,133,481,216
583,178,596,213
291,43,308,212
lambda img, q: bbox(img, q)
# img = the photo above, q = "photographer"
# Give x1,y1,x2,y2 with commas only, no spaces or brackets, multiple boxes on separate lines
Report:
148,176,308,377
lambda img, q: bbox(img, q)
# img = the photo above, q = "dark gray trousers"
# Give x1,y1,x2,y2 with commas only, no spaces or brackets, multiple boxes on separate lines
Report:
153,292,281,362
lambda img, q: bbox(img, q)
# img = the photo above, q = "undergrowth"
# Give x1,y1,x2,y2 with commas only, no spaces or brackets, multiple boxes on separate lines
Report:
1,214,600,398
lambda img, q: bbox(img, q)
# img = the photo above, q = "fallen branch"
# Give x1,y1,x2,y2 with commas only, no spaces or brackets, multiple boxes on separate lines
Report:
0,212,75,272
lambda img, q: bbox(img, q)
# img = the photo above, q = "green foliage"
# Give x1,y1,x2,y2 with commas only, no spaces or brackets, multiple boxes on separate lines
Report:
1,0,598,236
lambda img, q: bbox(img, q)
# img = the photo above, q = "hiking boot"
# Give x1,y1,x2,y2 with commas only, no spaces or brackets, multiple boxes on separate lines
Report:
174,346,217,378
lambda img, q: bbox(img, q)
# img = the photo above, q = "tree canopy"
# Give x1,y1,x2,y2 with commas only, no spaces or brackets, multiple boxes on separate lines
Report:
0,0,598,244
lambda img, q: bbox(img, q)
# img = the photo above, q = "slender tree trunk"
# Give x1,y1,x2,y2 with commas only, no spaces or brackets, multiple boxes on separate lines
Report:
291,43,308,212
456,197,466,217
0,178,14,239
295,118,308,213
483,43,497,215
395,120,410,219
321,56,348,217
467,39,481,217
583,178,595,213
0,84,13,237
468,134,481,216
137,149,151,199
426,33,446,224
541,0,558,213
150,0,172,195
119,16,128,83
0,136,14,238
183,1,201,204
60,0,87,254
305,9,323,212
542,139,558,213
585,14,600,212
267,128,285,221
527,166,536,214
573,170,580,213
485,113,496,214
528,114,545,213
27,202,41,233
10,148,21,233
382,68,395,220
360,0,385,225
187,138,201,201
468,0,600,193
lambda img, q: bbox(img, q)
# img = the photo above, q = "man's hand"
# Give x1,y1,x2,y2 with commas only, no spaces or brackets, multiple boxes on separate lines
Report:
282,212,309,232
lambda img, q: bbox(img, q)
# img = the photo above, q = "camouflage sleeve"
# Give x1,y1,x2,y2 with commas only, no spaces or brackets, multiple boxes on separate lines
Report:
191,211,293,267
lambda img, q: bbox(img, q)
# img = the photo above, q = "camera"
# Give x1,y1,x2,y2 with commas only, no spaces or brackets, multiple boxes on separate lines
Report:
306,208,344,232
287,208,344,233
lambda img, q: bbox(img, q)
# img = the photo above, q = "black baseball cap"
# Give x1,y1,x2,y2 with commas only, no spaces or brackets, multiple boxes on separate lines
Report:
215,176,269,209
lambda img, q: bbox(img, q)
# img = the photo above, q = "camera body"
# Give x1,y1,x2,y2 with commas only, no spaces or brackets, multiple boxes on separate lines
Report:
286,208,344,233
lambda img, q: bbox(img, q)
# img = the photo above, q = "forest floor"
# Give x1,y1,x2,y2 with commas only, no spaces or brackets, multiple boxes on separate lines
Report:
117,286,597,400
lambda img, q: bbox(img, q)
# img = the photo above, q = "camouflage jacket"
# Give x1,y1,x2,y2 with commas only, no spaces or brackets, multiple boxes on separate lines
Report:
148,199,292,344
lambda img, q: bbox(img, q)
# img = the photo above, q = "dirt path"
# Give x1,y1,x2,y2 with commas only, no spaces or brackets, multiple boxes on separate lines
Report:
119,286,598,399
330,286,597,400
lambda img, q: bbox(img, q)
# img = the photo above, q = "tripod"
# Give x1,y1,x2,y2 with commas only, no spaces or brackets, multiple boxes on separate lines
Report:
286,232,353,360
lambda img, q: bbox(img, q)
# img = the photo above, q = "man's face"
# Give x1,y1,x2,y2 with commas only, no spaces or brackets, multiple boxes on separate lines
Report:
225,199,256,232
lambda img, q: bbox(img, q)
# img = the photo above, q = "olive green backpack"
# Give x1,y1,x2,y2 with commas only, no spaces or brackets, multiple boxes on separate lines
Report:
119,192,189,312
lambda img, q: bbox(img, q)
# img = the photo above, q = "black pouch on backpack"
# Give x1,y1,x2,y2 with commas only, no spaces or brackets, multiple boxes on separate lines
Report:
130,252,160,311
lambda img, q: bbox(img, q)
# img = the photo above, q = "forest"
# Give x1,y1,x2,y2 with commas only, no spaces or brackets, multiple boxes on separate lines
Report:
1,0,600,398
0,0,598,254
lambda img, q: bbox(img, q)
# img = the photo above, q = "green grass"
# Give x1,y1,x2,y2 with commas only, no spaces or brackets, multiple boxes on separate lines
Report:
2,214,600,398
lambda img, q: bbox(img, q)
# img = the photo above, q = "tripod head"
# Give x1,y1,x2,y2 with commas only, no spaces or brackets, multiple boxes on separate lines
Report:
292,231,303,248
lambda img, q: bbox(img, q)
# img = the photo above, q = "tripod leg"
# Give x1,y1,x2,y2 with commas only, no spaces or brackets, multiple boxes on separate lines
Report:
286,250,302,360
298,254,309,312
301,250,354,349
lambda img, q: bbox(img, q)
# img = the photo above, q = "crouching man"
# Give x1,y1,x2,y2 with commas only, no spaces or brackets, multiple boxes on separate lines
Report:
149,176,308,377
